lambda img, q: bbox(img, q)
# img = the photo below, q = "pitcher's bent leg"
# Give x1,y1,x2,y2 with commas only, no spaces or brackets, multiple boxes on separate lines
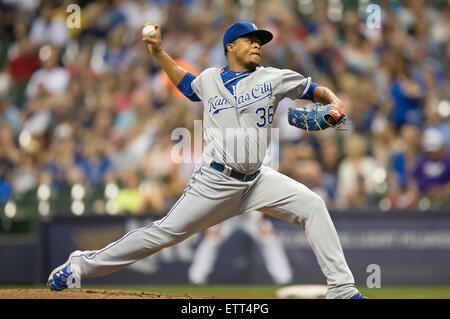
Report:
240,168,358,299
300,193,357,299
263,193,356,298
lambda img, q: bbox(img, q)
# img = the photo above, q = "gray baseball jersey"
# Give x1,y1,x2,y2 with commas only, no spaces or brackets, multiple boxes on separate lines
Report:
65,66,358,299
193,66,310,173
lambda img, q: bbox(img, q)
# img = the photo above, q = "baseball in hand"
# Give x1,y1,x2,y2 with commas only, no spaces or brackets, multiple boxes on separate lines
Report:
142,25,156,38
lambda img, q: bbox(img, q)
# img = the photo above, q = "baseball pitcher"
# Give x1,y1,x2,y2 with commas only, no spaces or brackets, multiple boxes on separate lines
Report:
48,21,367,299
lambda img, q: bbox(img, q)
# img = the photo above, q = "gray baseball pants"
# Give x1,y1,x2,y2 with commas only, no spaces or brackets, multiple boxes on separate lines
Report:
69,164,357,299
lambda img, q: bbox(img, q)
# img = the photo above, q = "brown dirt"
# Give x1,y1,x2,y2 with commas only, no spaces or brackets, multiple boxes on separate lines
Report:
0,288,207,299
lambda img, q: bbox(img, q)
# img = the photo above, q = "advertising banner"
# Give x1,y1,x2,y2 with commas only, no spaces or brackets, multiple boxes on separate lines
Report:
38,212,450,286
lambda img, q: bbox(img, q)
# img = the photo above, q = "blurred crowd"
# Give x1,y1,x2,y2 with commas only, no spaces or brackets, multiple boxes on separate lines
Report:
0,0,449,220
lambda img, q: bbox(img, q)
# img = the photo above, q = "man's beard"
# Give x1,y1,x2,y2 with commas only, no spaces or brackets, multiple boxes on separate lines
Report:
235,54,259,70
244,60,259,70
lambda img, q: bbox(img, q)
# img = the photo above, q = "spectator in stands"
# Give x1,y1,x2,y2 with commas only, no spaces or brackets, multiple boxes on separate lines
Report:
29,2,70,47
66,49,99,83
0,94,22,135
0,121,19,203
340,30,377,74
25,46,70,99
9,153,37,196
4,36,40,107
413,128,450,208
349,76,379,133
388,54,425,128
336,134,380,210
45,136,78,190
0,0,449,217
298,159,334,210
75,134,112,189
101,23,130,72
0,121,20,167
423,97,450,149
0,175,12,204
182,25,226,70
387,125,422,209
114,167,145,214
317,134,342,207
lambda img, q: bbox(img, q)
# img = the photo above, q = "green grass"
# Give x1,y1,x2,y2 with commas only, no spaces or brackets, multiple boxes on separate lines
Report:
84,284,450,299
358,286,450,299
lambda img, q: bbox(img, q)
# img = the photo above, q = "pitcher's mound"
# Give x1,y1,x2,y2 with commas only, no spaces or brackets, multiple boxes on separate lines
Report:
0,289,201,299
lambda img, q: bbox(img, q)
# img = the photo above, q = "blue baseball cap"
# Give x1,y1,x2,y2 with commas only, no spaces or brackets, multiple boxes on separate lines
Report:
223,21,273,49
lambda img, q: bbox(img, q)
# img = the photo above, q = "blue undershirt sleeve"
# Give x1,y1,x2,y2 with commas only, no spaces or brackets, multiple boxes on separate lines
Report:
176,72,201,102
301,82,320,101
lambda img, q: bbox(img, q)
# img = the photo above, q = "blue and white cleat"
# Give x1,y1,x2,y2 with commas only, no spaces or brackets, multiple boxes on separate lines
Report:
47,251,82,291
350,292,368,299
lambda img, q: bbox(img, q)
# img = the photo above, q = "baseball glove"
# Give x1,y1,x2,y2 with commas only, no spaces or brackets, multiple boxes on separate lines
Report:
287,103,347,132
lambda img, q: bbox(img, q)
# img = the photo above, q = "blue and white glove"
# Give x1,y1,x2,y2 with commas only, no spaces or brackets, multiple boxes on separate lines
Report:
287,103,347,132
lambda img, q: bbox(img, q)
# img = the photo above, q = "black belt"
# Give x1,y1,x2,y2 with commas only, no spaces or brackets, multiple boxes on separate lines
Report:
210,161,260,182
